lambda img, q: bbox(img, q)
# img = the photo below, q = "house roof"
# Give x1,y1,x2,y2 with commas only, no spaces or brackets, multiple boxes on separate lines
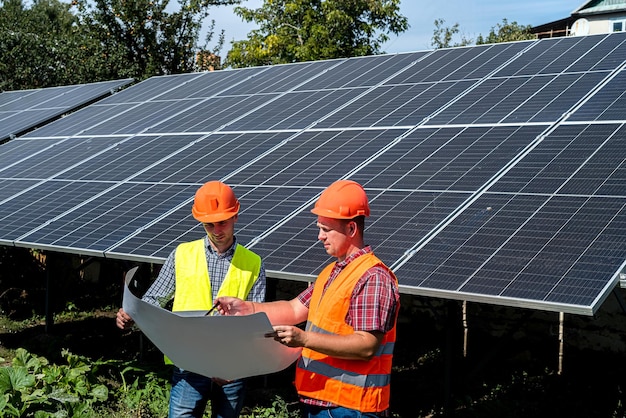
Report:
573,0,626,16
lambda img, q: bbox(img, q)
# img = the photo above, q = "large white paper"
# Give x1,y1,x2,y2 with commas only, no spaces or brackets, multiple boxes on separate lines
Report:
122,267,301,380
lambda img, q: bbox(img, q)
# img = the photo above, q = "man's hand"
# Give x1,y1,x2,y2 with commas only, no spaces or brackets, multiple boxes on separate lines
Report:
215,296,253,316
116,308,134,329
269,325,307,348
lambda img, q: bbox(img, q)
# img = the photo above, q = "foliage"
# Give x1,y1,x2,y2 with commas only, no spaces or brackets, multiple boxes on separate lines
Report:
0,0,233,91
225,0,409,68
431,18,473,49
0,348,108,417
0,345,173,418
114,364,170,417
72,0,234,80
246,395,300,417
431,17,535,50
476,18,535,45
0,343,295,418
0,0,88,90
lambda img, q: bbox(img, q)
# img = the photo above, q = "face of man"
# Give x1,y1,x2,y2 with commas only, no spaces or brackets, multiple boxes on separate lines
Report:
316,216,356,261
202,215,237,253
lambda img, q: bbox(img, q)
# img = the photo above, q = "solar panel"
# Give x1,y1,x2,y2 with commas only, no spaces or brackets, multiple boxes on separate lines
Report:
18,183,200,255
568,70,626,121
490,124,626,195
352,125,549,190
134,132,294,183
2,32,626,316
317,80,476,128
0,78,132,141
0,137,122,179
394,193,626,313
0,180,112,245
227,130,407,187
427,72,609,125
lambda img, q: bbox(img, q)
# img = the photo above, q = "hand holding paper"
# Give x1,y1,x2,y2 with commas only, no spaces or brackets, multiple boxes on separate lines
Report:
122,267,301,380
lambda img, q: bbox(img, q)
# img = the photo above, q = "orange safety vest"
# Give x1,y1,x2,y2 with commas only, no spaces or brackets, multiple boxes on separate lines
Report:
294,252,398,412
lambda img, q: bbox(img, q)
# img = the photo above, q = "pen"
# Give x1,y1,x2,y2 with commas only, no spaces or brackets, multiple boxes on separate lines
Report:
205,301,220,316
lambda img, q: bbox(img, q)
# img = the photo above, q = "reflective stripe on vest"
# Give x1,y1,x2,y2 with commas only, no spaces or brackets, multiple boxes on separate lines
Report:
295,252,398,412
297,356,391,387
172,239,261,312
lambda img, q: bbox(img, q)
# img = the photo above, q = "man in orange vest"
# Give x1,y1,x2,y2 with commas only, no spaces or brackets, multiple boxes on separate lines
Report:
116,181,266,418
217,179,400,417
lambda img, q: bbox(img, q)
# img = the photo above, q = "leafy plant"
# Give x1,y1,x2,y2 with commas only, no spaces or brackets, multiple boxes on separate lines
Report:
246,395,300,418
0,348,108,417
116,364,170,416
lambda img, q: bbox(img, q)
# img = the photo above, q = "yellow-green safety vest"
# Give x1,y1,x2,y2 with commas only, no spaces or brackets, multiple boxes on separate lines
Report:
164,239,262,366
172,238,262,312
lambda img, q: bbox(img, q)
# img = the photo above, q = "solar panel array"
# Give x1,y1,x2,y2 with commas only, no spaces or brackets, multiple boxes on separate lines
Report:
0,79,133,142
1,33,626,315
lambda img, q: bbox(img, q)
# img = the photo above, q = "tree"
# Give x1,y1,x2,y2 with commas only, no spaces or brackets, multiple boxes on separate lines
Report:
225,0,409,68
0,0,91,90
476,18,535,45
73,0,235,80
0,0,234,91
431,18,473,49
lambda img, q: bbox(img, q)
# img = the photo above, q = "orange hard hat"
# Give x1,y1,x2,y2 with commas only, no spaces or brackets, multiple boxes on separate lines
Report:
311,180,370,219
191,181,240,223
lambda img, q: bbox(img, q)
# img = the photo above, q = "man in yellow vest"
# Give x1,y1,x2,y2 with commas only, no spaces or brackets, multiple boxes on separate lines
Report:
216,179,400,418
116,181,266,418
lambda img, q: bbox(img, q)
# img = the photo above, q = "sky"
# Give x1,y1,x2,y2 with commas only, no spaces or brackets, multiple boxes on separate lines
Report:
206,0,584,56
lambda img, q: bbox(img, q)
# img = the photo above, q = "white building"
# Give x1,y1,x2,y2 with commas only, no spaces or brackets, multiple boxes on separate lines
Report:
533,0,626,38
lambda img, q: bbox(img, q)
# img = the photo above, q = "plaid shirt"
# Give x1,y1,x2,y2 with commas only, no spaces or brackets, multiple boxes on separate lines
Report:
142,236,266,308
296,246,399,412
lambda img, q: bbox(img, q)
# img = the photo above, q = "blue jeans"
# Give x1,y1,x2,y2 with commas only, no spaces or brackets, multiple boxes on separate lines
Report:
303,404,382,418
168,368,245,418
